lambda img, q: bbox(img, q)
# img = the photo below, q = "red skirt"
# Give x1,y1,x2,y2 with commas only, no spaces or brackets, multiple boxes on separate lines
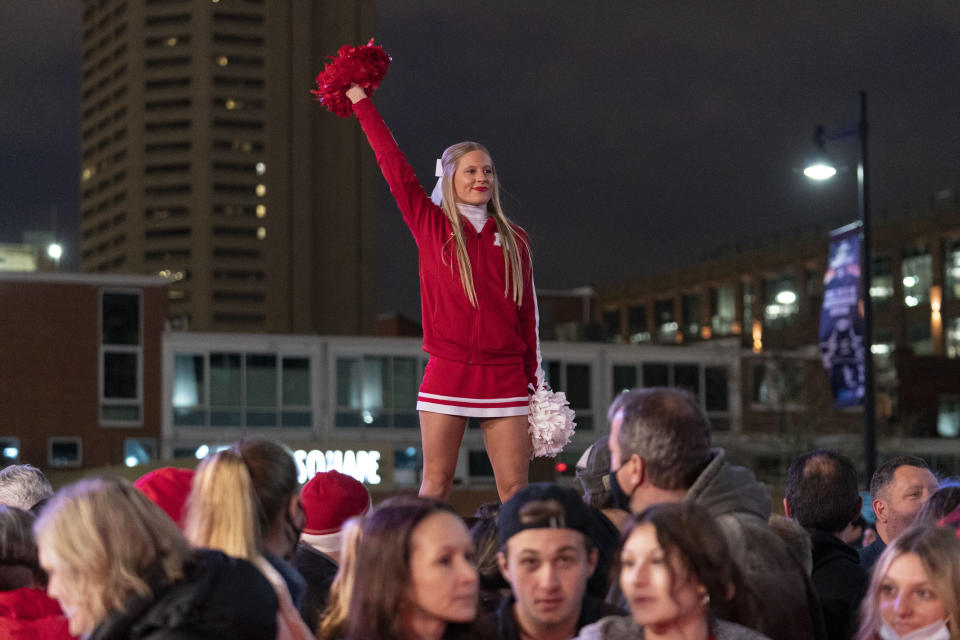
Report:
417,356,530,418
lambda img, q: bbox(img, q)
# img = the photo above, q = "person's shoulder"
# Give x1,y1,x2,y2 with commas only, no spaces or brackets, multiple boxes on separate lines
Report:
714,618,775,640
574,615,640,640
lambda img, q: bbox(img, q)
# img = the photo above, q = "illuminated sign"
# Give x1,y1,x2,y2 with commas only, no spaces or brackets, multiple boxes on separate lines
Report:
294,449,381,485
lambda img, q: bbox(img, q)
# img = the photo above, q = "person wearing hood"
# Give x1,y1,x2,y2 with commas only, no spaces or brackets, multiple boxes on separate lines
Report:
34,476,278,640
607,387,827,640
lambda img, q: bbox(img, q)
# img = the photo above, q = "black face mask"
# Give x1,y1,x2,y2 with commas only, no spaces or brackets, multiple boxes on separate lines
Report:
609,463,636,511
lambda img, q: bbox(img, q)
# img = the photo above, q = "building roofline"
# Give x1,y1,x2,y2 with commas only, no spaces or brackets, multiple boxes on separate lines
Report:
0,271,170,287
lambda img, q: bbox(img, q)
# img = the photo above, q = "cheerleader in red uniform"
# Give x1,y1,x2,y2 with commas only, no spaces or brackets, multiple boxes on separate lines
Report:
343,84,539,502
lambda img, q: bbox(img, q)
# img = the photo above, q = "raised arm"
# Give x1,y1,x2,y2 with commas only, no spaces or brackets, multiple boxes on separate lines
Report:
346,85,440,239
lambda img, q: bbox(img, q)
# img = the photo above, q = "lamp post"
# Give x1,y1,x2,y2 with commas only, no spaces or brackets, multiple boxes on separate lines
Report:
805,90,876,482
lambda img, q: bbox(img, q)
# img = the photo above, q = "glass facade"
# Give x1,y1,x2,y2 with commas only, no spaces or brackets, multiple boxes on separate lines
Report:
335,355,422,428
172,351,312,427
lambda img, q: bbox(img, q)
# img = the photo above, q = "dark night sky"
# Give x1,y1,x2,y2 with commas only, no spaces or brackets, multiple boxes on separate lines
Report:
2,2,959,320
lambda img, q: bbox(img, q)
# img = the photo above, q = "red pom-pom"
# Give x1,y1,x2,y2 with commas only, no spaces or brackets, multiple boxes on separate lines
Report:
312,39,391,117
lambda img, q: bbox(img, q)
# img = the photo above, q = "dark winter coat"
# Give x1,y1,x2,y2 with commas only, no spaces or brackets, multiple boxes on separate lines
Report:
292,542,338,631
87,549,277,640
809,528,869,640
686,449,828,640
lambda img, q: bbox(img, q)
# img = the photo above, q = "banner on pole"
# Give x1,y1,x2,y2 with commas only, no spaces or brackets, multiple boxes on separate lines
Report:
819,224,865,407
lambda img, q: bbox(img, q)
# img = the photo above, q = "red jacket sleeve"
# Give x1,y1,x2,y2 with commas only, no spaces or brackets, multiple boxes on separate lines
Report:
517,228,541,390
351,98,442,243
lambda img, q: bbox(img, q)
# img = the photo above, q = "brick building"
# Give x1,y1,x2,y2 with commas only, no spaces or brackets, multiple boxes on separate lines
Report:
0,273,168,472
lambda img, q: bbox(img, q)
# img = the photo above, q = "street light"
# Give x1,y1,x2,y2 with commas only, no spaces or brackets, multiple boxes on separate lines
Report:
804,90,876,483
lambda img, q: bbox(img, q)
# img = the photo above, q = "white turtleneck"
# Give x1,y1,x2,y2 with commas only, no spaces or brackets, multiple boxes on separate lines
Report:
456,203,490,233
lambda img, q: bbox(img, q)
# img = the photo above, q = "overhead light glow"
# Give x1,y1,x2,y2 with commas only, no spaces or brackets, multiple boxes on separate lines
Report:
903,276,918,288
3,447,18,459
775,290,797,305
195,445,210,459
804,163,837,180
47,243,63,260
125,456,139,468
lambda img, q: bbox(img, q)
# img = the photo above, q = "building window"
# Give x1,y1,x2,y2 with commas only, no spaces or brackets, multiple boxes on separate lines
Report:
335,356,422,428
643,363,670,387
946,241,960,300
49,438,82,468
627,305,650,343
101,290,142,425
394,446,421,487
124,438,156,467
172,352,312,428
751,359,804,408
871,255,894,310
612,365,636,396
610,363,731,429
948,318,960,359
655,299,677,343
763,276,798,325
902,249,931,307
0,437,20,465
938,396,960,438
468,450,494,478
601,310,621,343
545,361,593,430
907,317,933,356
682,294,701,338
710,286,736,335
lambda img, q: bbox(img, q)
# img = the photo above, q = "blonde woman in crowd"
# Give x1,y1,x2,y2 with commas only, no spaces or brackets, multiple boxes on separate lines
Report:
34,476,277,640
184,441,313,640
855,524,960,640
316,517,363,640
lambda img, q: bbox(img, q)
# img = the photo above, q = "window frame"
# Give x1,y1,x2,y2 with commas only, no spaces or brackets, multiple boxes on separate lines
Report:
99,288,144,427
48,437,83,468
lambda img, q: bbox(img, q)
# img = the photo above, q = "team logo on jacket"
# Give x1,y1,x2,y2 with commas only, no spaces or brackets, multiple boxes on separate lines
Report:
494,232,501,246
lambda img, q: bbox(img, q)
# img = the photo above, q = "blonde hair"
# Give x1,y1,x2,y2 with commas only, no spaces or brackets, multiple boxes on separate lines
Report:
316,517,363,640
438,141,528,307
184,449,261,561
33,477,191,630
855,524,960,640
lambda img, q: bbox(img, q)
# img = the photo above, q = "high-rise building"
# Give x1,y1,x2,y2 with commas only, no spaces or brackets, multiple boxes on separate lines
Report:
79,0,377,334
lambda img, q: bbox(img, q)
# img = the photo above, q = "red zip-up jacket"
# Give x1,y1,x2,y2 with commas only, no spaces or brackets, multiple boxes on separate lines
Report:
353,98,540,388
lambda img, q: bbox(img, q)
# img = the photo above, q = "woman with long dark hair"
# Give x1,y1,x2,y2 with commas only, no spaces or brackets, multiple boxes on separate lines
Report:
344,496,486,640
577,502,768,640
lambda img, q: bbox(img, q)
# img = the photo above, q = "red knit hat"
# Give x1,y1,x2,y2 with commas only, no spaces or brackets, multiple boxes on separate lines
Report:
300,470,371,552
134,467,195,529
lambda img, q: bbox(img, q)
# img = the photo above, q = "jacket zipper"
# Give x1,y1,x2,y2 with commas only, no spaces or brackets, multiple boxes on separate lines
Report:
469,229,482,363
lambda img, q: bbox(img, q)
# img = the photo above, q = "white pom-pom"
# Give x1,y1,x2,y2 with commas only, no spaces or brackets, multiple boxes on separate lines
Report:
527,385,576,459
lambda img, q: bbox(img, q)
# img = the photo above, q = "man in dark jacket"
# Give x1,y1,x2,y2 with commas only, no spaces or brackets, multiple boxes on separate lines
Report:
608,387,827,640
492,483,622,640
859,456,938,572
785,449,868,640
294,469,371,629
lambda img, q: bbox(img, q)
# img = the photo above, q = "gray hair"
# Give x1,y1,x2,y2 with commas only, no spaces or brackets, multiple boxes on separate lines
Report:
0,465,53,511
610,387,711,490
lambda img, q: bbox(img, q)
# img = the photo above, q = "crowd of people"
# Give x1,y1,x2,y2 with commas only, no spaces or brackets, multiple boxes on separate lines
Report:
2,387,960,639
